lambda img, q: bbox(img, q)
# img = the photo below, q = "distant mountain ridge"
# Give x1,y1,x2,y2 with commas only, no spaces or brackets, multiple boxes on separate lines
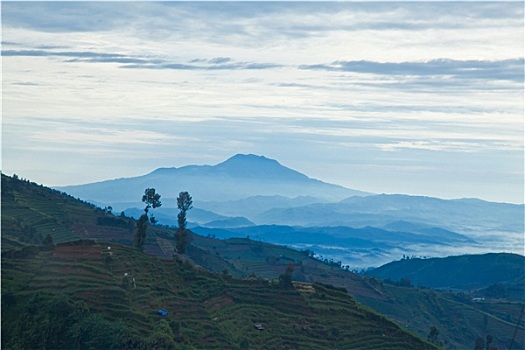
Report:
253,194,524,233
58,154,368,206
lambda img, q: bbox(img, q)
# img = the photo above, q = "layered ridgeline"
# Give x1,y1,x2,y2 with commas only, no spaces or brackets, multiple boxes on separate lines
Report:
2,174,524,349
56,154,524,268
57,154,523,234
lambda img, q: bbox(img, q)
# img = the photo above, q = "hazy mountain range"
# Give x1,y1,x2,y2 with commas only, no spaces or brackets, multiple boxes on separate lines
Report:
58,154,524,267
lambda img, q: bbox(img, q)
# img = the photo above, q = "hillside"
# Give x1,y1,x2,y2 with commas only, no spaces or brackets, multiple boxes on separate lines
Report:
1,174,138,251
2,174,524,349
1,242,437,350
366,253,525,299
188,235,525,350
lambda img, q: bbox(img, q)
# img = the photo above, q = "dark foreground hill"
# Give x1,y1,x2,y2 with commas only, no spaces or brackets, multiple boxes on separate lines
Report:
366,253,525,298
1,241,436,350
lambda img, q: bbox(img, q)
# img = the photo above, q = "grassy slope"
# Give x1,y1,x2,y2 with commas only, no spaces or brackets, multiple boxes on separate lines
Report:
1,175,133,250
2,242,436,350
2,174,523,349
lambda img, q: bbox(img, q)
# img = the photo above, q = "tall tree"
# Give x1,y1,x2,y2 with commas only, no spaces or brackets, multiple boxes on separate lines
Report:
175,191,192,254
142,188,162,223
134,188,162,251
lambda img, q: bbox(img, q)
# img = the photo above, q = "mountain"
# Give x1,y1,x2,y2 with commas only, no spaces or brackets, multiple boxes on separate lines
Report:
195,195,327,219
121,206,253,228
53,155,524,270
57,154,368,207
366,253,525,298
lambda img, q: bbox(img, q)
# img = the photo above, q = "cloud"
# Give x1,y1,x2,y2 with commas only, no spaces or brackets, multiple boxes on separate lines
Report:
2,48,280,70
120,61,281,71
301,59,524,83
2,49,151,63
1,2,128,32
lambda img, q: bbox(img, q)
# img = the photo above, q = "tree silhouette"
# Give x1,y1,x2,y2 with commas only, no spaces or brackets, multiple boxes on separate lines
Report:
134,188,162,252
142,188,162,223
43,233,54,247
279,263,294,289
175,191,192,254
485,335,493,350
474,336,485,350
427,325,439,344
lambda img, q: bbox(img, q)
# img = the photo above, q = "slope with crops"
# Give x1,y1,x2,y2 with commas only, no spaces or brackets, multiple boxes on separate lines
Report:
188,235,525,350
2,240,437,350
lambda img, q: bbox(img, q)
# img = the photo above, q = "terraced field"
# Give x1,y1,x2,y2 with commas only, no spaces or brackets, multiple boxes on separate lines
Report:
359,284,524,350
2,242,437,349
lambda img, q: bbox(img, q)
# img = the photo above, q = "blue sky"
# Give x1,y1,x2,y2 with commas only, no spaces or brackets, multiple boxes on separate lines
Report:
2,2,523,203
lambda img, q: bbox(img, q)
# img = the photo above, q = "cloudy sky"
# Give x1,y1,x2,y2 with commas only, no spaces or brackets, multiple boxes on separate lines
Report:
2,2,523,203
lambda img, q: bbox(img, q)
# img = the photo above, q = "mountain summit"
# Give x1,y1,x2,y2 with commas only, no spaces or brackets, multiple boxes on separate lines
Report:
58,154,367,207
214,154,310,180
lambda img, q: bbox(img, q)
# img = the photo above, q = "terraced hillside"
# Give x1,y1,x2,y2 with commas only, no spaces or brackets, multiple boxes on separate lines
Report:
1,174,172,257
2,241,436,350
189,235,525,350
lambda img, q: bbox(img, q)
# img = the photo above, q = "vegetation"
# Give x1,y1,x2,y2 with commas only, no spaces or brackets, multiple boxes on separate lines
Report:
134,188,162,252
175,191,193,254
1,242,437,349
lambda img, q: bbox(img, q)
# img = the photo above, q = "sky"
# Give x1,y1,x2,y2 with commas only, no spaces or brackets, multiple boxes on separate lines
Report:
2,2,524,204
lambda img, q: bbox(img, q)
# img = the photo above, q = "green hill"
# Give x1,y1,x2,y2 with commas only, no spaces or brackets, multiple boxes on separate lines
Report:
365,253,525,299
1,241,436,349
